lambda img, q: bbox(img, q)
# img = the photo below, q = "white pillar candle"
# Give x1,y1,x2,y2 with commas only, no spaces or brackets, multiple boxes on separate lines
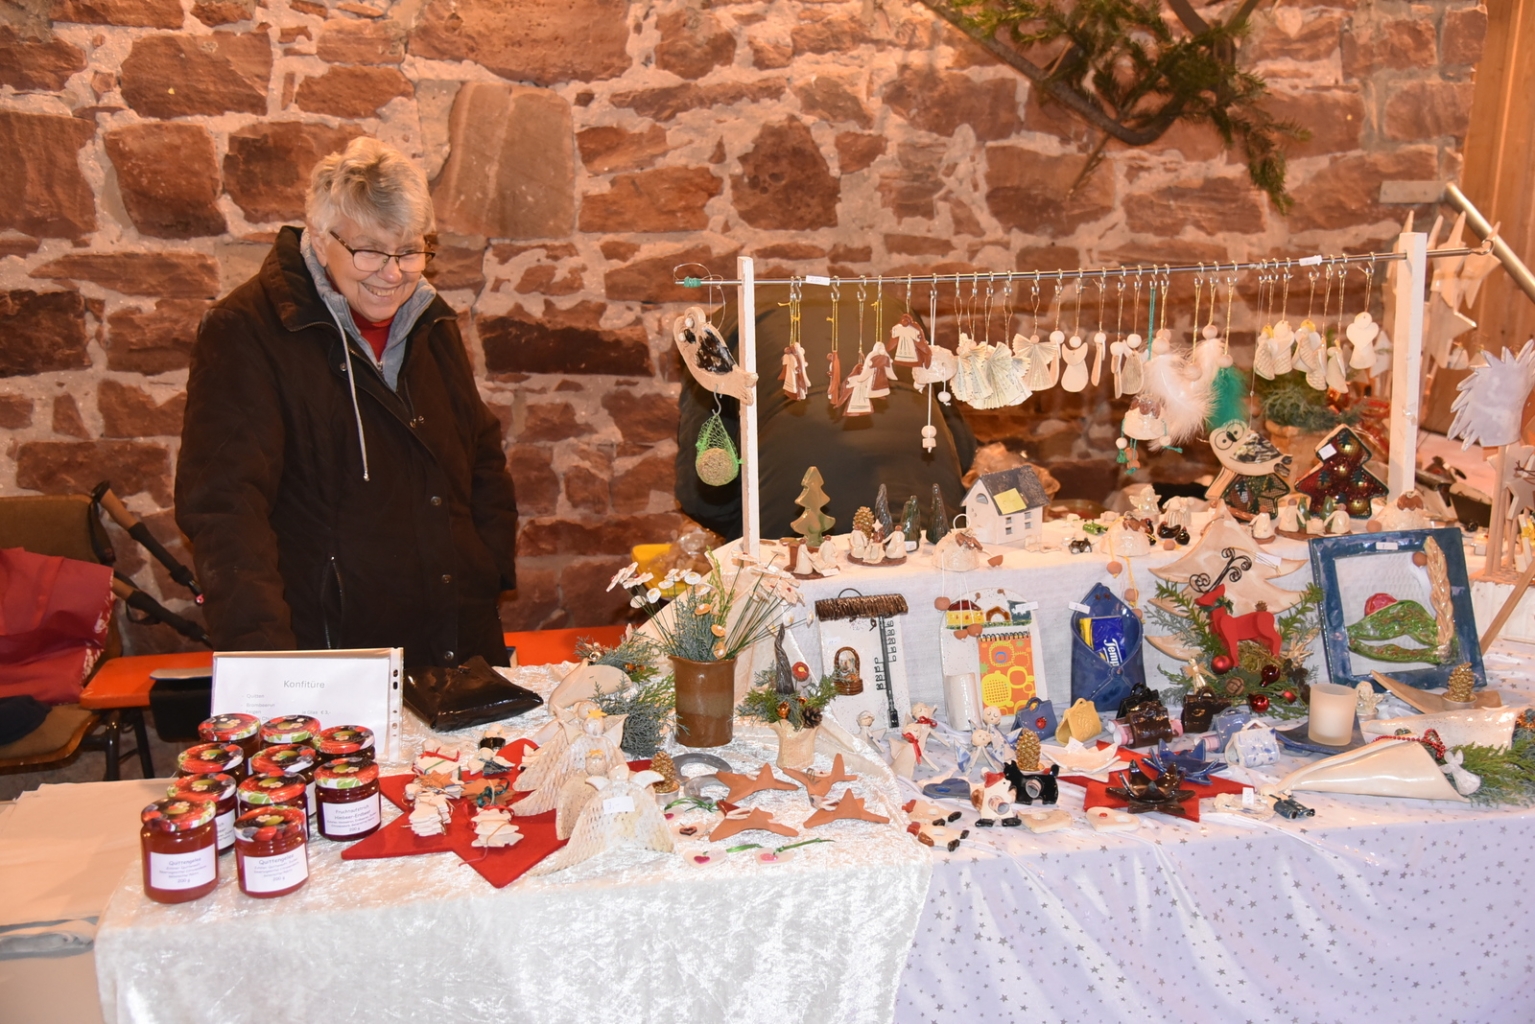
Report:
1308,682,1358,746
943,673,982,731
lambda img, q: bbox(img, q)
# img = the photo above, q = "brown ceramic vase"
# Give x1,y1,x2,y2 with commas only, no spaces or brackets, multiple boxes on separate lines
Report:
671,656,736,748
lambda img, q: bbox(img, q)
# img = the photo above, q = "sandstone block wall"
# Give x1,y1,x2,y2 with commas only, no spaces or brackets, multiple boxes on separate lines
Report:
0,0,1483,645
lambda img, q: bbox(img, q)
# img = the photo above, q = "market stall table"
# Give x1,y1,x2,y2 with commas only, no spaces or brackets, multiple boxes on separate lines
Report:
93,668,930,1024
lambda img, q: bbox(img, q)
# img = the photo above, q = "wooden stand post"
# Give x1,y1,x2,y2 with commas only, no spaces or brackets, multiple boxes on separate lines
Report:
738,256,760,559
1388,231,1428,500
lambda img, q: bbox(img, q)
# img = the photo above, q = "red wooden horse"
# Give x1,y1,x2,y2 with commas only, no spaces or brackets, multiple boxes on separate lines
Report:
1196,584,1282,660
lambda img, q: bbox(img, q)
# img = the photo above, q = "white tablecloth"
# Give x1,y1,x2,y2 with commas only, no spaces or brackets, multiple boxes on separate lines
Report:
93,670,930,1024
892,644,1535,1023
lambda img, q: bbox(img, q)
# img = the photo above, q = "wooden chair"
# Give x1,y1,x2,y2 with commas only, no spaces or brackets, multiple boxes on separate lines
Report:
0,494,153,781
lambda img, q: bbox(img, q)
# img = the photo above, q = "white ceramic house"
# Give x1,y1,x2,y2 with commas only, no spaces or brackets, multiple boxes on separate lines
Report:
962,467,1050,546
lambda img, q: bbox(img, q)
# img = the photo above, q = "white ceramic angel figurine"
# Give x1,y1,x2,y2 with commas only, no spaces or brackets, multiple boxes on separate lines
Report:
1323,506,1352,535
1276,496,1302,533
842,356,875,416
1060,335,1090,392
1346,312,1379,370
987,341,1030,406
528,764,671,877
1110,332,1145,397
890,314,924,365
1324,342,1349,392
780,339,810,400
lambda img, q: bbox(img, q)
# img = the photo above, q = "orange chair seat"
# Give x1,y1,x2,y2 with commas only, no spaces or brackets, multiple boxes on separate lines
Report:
80,652,213,710
504,625,629,666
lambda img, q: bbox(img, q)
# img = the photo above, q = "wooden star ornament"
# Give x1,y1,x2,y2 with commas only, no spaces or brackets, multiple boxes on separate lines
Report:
715,764,798,803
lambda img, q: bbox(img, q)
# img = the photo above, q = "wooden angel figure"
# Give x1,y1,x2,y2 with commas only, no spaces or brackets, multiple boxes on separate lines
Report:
1091,331,1106,386
827,351,848,408
890,313,925,366
1060,335,1090,392
842,356,875,416
866,339,894,397
780,339,810,400
1110,332,1145,397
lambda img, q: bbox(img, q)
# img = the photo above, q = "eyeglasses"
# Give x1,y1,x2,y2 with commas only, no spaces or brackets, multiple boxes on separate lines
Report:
329,231,435,274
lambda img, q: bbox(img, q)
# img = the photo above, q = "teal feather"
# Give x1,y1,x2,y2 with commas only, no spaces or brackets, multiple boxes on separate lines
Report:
1205,365,1248,431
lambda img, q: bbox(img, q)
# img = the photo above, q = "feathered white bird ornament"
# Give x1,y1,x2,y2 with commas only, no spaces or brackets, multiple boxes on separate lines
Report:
1139,329,1211,446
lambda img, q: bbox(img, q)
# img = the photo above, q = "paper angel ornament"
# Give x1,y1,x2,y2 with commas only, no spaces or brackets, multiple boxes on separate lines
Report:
1448,340,1535,449
673,305,758,404
527,765,671,876
514,714,628,816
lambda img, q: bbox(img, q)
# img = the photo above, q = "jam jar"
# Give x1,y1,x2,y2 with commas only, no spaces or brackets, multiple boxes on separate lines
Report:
233,807,309,898
315,725,375,767
260,714,320,748
197,713,262,767
237,773,310,829
139,797,219,904
169,773,237,854
251,744,318,819
315,757,382,841
176,741,247,785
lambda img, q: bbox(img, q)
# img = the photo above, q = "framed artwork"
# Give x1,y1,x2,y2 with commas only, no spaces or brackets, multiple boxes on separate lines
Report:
938,587,1049,717
1308,527,1485,691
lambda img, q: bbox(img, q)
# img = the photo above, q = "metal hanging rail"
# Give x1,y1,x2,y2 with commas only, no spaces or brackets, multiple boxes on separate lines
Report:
1444,183,1535,306
680,244,1491,291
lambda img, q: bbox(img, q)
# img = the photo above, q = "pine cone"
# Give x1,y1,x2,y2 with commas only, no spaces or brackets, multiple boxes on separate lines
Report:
1015,730,1041,772
650,749,679,793
853,506,876,538
1447,662,1475,703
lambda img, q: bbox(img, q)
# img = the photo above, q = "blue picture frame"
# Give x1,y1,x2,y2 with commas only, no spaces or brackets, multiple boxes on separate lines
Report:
1308,527,1485,691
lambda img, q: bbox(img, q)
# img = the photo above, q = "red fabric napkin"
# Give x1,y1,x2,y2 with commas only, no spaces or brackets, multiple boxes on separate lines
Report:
342,739,654,888
1059,743,1248,823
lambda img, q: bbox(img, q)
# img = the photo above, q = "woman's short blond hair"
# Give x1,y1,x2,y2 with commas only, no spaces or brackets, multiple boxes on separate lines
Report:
306,137,434,241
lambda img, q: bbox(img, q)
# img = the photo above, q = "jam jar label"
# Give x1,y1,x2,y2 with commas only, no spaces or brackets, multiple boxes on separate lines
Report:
322,793,381,837
214,809,236,850
149,845,217,891
241,845,308,894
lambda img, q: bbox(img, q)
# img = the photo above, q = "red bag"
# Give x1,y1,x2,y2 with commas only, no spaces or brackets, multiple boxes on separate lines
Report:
0,548,114,705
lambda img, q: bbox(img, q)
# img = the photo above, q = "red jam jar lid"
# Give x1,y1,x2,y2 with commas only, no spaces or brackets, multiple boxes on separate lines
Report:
142,796,217,832
177,742,244,776
198,713,260,743
234,806,307,843
316,756,379,789
250,744,318,777
238,773,307,806
316,725,374,757
169,773,236,803
260,715,320,745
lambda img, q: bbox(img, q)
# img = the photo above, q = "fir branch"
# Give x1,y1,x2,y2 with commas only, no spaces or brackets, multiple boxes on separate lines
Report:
738,674,839,730
1457,734,1535,806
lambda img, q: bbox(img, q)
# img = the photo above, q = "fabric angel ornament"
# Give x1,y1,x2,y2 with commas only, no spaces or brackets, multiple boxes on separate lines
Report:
527,764,671,877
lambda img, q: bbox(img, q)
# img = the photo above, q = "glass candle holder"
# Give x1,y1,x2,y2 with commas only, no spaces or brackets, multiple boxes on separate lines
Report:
1307,682,1358,746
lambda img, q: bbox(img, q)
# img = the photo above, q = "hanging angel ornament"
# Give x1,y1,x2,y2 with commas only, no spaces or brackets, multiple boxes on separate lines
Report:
1060,335,1090,392
1324,341,1350,392
841,355,875,417
1111,332,1145,397
987,340,1030,406
1091,330,1106,386
1292,321,1326,389
1347,312,1381,371
890,313,925,366
780,339,810,400
866,339,894,398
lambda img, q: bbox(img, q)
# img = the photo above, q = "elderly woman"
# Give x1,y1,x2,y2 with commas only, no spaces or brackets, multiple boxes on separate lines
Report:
176,137,518,668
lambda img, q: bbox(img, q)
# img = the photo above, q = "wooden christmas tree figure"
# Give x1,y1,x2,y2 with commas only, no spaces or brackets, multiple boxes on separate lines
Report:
1152,508,1307,616
650,749,679,795
790,466,835,550
1292,425,1389,520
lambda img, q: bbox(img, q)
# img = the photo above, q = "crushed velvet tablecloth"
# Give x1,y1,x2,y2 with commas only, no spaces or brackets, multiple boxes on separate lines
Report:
894,643,1535,1023
94,670,930,1024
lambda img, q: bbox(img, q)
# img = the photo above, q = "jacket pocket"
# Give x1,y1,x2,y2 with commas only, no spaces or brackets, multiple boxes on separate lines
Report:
320,555,345,649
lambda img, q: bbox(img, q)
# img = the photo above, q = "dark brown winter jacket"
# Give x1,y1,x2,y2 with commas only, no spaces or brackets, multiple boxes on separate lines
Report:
175,226,518,668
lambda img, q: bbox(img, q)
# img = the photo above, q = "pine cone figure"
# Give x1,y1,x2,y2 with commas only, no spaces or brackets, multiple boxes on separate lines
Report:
1015,730,1041,772
650,749,680,794
852,506,876,538
1447,663,1475,703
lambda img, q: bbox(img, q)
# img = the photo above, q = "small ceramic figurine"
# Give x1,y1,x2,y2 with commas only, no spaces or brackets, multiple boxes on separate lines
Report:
1250,511,1275,542
970,771,1013,820
890,703,939,779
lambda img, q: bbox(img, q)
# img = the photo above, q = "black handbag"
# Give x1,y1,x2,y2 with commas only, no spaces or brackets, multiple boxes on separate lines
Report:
404,656,543,731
